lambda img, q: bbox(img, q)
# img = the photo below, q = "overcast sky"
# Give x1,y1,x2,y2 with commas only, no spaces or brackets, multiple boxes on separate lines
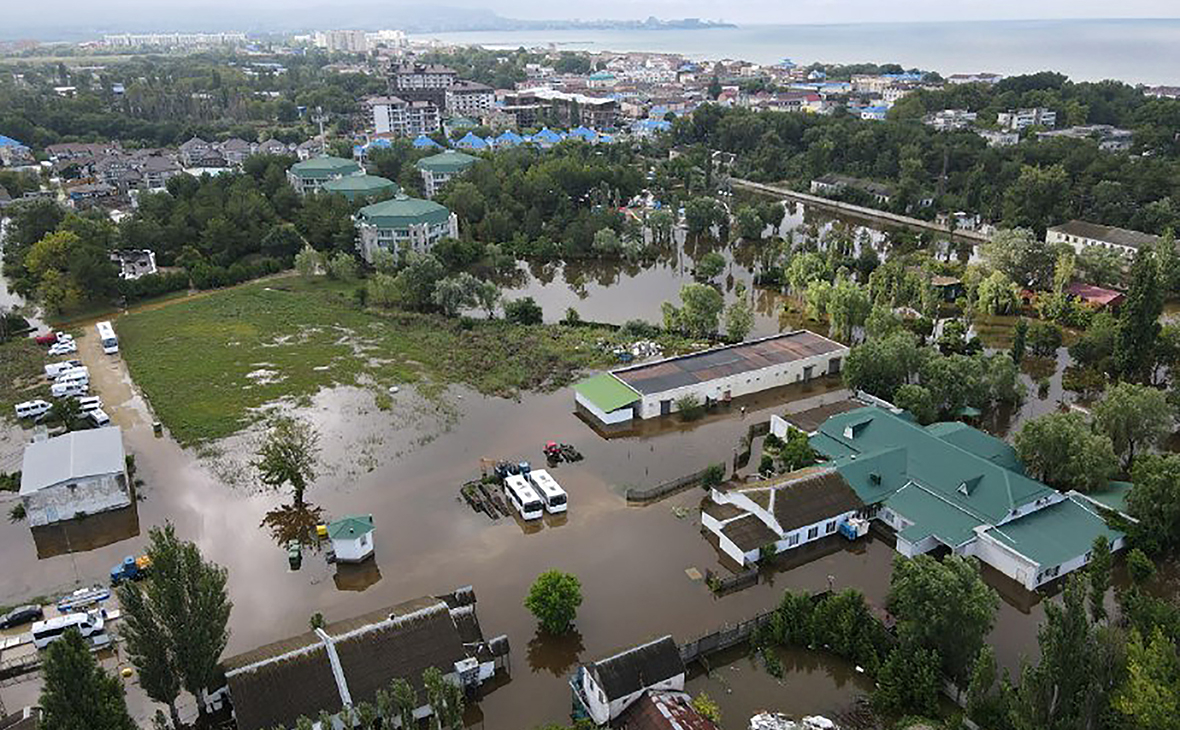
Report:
5,0,1179,38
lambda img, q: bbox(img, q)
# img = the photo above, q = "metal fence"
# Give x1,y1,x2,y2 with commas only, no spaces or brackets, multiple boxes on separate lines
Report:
625,465,715,503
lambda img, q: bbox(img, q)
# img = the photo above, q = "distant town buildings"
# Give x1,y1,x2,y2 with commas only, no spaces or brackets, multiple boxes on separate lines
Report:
391,63,458,110
314,30,369,54
102,32,247,48
996,107,1057,131
445,80,495,117
1037,124,1134,151
975,129,1021,147
945,72,1004,85
810,174,894,205
924,108,978,131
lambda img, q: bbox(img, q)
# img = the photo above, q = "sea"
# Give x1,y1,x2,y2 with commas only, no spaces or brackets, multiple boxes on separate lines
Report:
412,18,1180,86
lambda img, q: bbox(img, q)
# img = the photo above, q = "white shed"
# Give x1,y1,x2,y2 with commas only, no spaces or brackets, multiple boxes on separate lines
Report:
20,427,129,527
328,515,375,563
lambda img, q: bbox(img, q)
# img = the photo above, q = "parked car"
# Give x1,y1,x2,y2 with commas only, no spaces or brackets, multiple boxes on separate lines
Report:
51,381,88,398
0,605,44,629
33,331,57,346
86,408,110,426
76,395,103,411
45,360,83,379
14,399,52,420
48,340,77,356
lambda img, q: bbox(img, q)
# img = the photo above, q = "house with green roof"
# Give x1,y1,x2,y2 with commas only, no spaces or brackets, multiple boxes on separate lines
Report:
354,194,458,263
811,406,1126,590
415,150,478,198
327,514,375,562
287,155,364,195
321,174,400,202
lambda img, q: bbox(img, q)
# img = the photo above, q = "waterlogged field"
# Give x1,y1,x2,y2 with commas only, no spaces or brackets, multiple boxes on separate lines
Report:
116,277,689,444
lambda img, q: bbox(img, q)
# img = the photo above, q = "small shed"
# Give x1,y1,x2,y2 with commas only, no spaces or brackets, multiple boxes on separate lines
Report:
328,515,375,563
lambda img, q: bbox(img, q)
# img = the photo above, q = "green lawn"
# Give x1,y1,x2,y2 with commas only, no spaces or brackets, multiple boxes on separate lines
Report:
0,338,51,417
116,278,685,445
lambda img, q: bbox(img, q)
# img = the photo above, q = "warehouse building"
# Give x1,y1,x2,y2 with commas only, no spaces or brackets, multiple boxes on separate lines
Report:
573,331,849,426
20,428,130,527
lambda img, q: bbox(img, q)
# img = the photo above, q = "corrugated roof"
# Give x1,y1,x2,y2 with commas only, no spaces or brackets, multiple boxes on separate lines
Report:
327,514,373,540
721,514,780,551
618,690,719,730
356,195,452,229
321,175,398,197
574,373,640,413
20,428,126,495
289,156,361,179
416,150,477,173
612,331,845,396
1049,220,1161,250
985,495,1122,569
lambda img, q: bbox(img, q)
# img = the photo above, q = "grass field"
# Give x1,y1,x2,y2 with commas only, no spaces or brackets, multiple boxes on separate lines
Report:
116,278,685,445
0,338,51,416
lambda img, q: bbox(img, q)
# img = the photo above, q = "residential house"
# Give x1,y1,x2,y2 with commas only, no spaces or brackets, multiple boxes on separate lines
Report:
617,691,719,730
702,468,865,565
807,406,1126,590
573,331,848,427
327,514,375,562
415,150,477,198
1046,220,1161,260
20,428,130,527
110,249,158,279
354,194,459,263
369,96,441,137
218,138,255,165
572,636,686,726
1064,281,1124,310
256,139,291,156
221,588,509,730
1037,125,1134,152
975,129,1020,147
445,80,495,117
139,156,182,190
924,109,978,132
66,182,118,209
996,108,1057,131
286,156,364,195
178,137,213,166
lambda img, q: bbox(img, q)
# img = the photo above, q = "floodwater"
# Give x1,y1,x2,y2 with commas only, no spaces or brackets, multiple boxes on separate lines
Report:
0,202,1102,728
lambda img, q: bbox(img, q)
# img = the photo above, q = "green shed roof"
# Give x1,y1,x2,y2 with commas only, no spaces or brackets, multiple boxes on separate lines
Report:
416,150,478,173
322,174,399,200
289,156,361,179
1079,481,1133,515
328,514,374,540
574,373,641,413
985,496,1121,569
356,195,452,229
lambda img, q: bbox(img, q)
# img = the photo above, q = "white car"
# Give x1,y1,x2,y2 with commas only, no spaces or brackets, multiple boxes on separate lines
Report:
15,399,52,419
45,360,83,379
75,395,103,411
54,332,74,343
48,341,78,356
85,408,110,426
51,381,88,398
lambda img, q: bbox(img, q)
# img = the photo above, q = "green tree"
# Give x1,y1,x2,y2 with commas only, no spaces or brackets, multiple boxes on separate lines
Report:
391,677,418,730
1087,535,1112,624
325,252,358,281
1125,548,1156,586
1113,628,1180,730
591,228,622,257
294,244,322,278
1127,454,1180,554
894,383,937,425
684,197,721,236
872,640,941,717
662,283,724,338
735,205,764,240
253,416,321,507
707,76,722,100
39,629,136,730
691,693,721,724
826,277,872,343
1011,317,1028,363
695,251,726,281
1014,412,1118,492
431,272,481,317
842,330,924,401
475,280,501,318
504,296,544,325
724,281,755,341
981,228,1058,289
394,252,445,311
1092,382,1172,470
887,554,999,687
1027,320,1063,358
525,570,583,634
977,270,1019,315
966,645,1011,730
1115,247,1163,382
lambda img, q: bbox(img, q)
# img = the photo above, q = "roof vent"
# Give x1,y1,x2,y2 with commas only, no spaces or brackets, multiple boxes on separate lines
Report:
869,472,881,485
958,475,983,496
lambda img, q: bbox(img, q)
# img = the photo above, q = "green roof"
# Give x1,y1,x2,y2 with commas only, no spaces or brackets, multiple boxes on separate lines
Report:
888,483,987,548
574,373,641,413
985,496,1121,569
818,407,1055,527
289,156,361,179
416,150,478,173
1079,481,1133,515
925,421,1024,474
321,174,399,201
356,195,452,229
328,514,374,540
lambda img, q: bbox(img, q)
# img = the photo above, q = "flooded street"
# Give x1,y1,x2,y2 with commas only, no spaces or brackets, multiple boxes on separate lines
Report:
0,204,1089,728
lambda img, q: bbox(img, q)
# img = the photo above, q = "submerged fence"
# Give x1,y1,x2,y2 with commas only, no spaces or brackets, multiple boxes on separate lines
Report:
625,465,716,503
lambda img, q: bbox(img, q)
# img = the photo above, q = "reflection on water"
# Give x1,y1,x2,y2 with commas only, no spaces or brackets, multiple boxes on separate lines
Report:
30,505,140,559
526,628,585,678
260,503,325,551
333,560,382,592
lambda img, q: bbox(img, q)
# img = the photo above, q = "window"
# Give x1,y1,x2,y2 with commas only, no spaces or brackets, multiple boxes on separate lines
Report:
807,526,819,540
825,520,836,534
788,533,799,547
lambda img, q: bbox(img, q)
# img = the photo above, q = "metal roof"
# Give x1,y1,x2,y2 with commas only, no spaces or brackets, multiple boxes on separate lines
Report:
985,495,1123,569
20,428,125,495
574,373,641,413
327,514,374,540
289,156,361,179
356,195,451,229
612,331,844,396
415,150,477,173
1049,220,1161,250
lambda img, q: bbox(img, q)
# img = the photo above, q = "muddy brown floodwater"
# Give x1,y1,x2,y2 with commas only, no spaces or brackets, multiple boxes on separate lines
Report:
0,205,1107,729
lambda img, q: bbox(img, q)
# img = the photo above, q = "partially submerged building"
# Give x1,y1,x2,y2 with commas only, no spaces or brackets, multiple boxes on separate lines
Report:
20,428,130,527
572,636,686,726
573,331,849,427
805,406,1125,590
327,514,375,562
221,587,508,730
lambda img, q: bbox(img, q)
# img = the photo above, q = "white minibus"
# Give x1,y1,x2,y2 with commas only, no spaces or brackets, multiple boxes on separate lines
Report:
504,474,544,521
31,610,106,650
528,469,568,514
96,321,118,355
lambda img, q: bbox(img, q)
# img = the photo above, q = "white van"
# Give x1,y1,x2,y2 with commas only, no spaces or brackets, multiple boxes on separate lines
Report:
51,381,88,398
75,396,103,411
96,321,118,355
31,610,106,650
504,474,544,521
45,360,82,379
86,408,111,426
54,367,89,385
14,400,52,420
528,469,568,514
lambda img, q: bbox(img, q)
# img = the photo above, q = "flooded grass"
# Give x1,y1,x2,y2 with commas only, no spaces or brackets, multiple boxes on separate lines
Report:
0,338,51,415
115,277,693,444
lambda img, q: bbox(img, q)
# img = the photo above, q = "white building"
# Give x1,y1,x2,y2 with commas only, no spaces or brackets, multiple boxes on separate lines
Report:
572,636,685,726
415,150,478,198
327,514,374,562
996,107,1057,131
924,109,978,132
445,81,495,117
314,30,369,54
573,331,849,427
975,129,1020,147
354,195,459,263
368,96,441,137
20,428,130,527
1046,220,1161,260
701,468,866,566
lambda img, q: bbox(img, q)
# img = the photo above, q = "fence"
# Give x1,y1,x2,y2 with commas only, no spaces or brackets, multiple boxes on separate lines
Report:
734,420,771,470
625,465,717,503
679,589,833,665
704,567,758,595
